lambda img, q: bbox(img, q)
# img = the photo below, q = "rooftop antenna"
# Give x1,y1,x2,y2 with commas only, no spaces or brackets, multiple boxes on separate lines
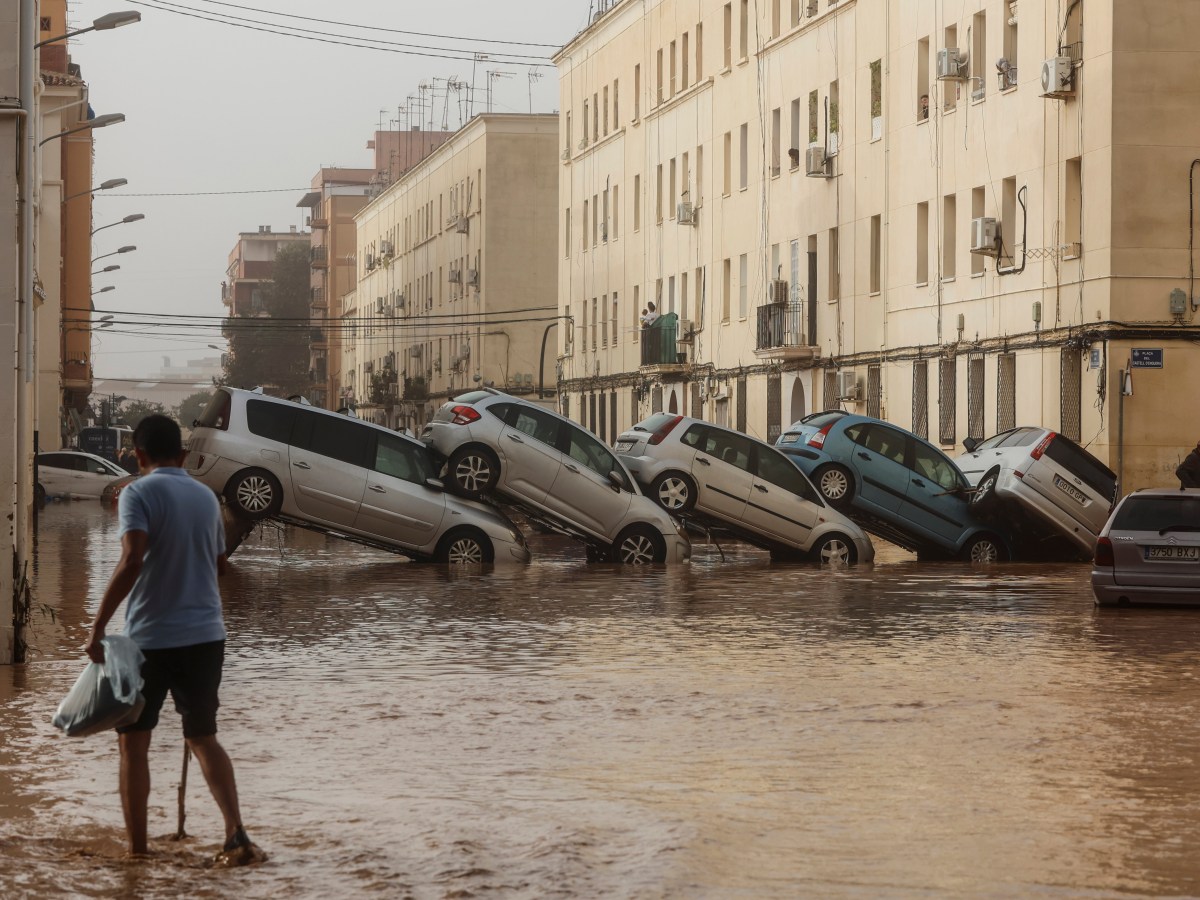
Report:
470,53,489,118
527,69,543,114
487,70,514,114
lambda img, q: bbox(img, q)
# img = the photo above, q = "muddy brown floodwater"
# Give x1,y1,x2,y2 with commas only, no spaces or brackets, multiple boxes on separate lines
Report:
3,503,1200,898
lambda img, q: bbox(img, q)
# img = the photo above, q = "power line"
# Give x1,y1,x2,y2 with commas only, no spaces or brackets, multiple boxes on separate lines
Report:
79,305,557,322
103,187,309,197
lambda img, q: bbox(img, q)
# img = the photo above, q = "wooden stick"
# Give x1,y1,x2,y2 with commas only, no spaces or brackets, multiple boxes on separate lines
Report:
174,744,191,840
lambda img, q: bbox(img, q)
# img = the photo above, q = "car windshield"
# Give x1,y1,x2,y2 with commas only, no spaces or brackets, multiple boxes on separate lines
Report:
1112,496,1200,531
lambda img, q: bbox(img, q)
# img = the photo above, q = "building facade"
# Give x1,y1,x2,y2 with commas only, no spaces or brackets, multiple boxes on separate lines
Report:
221,226,310,318
555,0,1200,491
350,114,559,431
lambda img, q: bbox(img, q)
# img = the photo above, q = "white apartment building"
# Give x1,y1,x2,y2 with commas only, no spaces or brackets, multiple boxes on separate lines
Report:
350,114,559,431
556,0,1200,490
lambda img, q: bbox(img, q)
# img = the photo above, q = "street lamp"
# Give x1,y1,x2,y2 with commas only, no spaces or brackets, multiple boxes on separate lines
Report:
91,244,136,263
63,177,128,205
35,11,141,48
92,285,115,296
92,264,120,275
91,213,144,236
39,112,125,147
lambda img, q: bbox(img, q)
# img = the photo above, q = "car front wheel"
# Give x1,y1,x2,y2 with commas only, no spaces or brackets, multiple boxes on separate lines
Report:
811,533,857,565
813,464,855,508
962,533,1007,563
448,446,500,497
971,468,999,513
225,469,282,520
436,528,495,564
613,525,666,564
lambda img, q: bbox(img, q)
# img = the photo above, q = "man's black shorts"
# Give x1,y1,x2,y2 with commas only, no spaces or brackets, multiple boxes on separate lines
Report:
117,640,224,739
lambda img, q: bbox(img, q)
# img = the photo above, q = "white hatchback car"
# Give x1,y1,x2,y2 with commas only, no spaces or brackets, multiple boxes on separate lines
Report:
1092,489,1200,606
186,388,530,564
615,414,875,564
37,450,128,500
958,427,1117,558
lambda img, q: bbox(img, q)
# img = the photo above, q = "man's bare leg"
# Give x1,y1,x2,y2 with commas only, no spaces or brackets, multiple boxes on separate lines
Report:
186,734,242,842
118,731,152,855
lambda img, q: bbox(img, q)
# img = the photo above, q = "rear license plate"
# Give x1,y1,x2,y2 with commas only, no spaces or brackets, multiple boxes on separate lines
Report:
614,441,634,454
1053,475,1087,505
779,434,798,444
1145,545,1200,561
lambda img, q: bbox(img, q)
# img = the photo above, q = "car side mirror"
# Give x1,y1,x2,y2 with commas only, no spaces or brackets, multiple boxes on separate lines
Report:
606,470,624,492
425,477,445,492
962,437,979,453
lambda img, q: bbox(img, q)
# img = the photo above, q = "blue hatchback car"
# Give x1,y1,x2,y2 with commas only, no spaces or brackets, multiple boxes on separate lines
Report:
776,411,1010,561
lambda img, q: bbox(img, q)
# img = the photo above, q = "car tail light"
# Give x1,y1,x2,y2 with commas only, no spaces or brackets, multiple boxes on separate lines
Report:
1094,536,1114,567
808,423,834,449
449,405,481,425
1030,432,1056,461
648,415,684,445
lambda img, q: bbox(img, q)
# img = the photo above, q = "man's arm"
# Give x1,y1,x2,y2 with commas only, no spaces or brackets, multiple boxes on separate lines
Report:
84,530,149,663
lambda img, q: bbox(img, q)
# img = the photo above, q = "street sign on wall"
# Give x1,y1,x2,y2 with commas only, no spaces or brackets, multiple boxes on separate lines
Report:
1130,348,1163,369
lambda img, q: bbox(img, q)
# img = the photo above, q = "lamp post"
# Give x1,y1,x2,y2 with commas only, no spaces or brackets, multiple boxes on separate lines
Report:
91,213,144,236
39,112,124,147
92,285,115,296
92,245,136,264
63,176,128,205
35,11,141,48
92,264,120,276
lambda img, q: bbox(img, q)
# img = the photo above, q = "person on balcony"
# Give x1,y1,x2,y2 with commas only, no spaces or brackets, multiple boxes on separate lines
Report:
643,301,659,327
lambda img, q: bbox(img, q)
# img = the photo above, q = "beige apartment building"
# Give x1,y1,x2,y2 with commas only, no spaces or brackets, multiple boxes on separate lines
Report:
556,0,1200,490
350,114,558,431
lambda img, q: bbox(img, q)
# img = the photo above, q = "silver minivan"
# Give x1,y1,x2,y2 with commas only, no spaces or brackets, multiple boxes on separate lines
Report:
186,388,530,564
1092,489,1200,606
958,427,1117,558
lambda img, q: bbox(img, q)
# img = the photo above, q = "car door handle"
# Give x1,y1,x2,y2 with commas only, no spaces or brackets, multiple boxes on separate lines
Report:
368,485,386,493
857,452,871,461
564,463,579,473
697,457,710,466
508,434,525,443
292,461,311,470
912,478,925,487
754,484,768,493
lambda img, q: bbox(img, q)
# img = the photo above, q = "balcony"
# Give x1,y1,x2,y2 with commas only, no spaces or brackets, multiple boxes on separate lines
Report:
309,286,326,309
310,245,328,268
310,327,326,346
309,215,328,229
754,302,819,360
639,313,689,377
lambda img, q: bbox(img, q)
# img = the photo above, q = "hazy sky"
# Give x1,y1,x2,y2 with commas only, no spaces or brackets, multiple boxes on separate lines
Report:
68,0,590,379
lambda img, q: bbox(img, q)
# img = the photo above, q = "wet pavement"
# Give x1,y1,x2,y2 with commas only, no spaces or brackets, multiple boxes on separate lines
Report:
4,502,1200,898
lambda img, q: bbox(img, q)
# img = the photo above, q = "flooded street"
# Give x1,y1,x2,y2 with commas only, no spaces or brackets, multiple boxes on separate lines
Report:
4,503,1200,898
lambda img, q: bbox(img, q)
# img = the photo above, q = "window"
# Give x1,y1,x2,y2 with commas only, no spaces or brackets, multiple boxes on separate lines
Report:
374,433,434,484
656,164,664,223
612,295,619,345
789,97,801,166
680,271,689,319
511,406,560,446
613,78,620,126
967,355,985,441
1002,176,1016,262
1065,157,1081,254
867,364,882,419
682,33,690,88
911,443,960,490
971,11,987,100
943,194,957,278
292,411,372,468
593,92,599,137
602,189,609,241
695,424,753,469
669,39,677,96
696,22,703,79
669,157,677,217
912,361,929,439
1060,347,1082,441
971,186,986,275
246,399,296,444
567,424,625,486
938,357,956,445
656,48,664,103
870,60,882,137
591,297,598,349
1002,12,1018,89
723,3,732,69
771,107,781,175
739,123,748,189
828,227,840,300
738,253,748,318
828,80,840,147
943,26,958,111
565,111,572,154
997,352,1016,432
634,64,641,119
916,201,929,284
756,446,819,502
739,0,749,59
790,0,801,27
696,144,704,203
681,151,691,203
612,185,620,239
583,99,590,143
808,89,818,143
668,275,676,313
564,207,571,257
722,258,732,322
864,424,908,464
870,214,881,293
582,199,589,249
602,85,609,134
722,131,732,194
772,0,781,38
634,174,641,230
633,284,641,342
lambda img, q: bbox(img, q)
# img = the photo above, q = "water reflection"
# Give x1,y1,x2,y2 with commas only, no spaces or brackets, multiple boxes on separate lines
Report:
4,504,1200,897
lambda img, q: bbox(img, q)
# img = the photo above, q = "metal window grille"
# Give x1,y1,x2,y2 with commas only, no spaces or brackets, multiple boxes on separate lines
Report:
939,357,957,445
631,389,640,425
610,392,618,444
736,376,748,432
1060,347,1082,441
651,385,663,412
912,361,929,439
562,394,571,421
589,393,597,434
967,354,985,441
867,365,882,419
598,391,607,441
823,370,838,411
996,353,1016,433
767,374,782,442
691,382,703,420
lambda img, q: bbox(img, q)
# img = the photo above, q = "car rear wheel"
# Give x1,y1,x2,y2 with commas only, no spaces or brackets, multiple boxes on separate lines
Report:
650,471,697,514
971,468,1000,513
813,464,855,508
225,469,282,520
448,446,500,496
436,528,495,564
962,533,1007,563
613,525,666,564
811,532,857,565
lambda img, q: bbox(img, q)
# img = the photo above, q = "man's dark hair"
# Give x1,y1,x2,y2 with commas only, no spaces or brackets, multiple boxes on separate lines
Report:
133,414,183,462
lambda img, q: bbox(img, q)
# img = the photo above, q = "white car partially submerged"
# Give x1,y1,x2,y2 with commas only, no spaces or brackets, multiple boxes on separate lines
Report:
37,450,128,500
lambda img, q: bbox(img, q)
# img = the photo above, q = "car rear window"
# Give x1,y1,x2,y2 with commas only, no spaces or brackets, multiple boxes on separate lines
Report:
451,390,493,404
246,399,296,444
1044,436,1117,500
634,413,680,433
196,390,231,429
799,411,846,429
1113,496,1200,531
1001,427,1042,448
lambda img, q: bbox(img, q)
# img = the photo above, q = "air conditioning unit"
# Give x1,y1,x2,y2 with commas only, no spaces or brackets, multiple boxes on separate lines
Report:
380,240,394,255
448,267,462,283
455,216,469,234
770,279,789,305
677,319,696,342
409,345,424,358
1041,56,1073,97
970,216,1001,257
837,371,861,400
677,202,697,225
466,268,479,287
937,47,968,80
805,145,829,177
806,0,818,16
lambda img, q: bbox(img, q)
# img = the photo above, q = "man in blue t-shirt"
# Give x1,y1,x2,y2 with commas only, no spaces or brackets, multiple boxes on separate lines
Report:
85,415,261,864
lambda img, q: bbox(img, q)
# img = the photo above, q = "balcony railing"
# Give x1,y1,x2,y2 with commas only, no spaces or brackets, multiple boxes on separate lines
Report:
756,302,812,351
310,246,328,266
640,314,684,367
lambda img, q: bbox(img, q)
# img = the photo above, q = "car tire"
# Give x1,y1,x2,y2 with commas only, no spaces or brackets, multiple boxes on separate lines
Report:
813,464,855,508
810,532,857,565
649,471,697,514
224,469,283,520
961,532,1007,563
971,468,1000,514
585,543,612,563
612,525,666,564
447,446,500,497
435,528,495,564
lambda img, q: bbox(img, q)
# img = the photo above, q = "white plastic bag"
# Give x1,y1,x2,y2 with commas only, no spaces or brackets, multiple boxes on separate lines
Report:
52,635,146,738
